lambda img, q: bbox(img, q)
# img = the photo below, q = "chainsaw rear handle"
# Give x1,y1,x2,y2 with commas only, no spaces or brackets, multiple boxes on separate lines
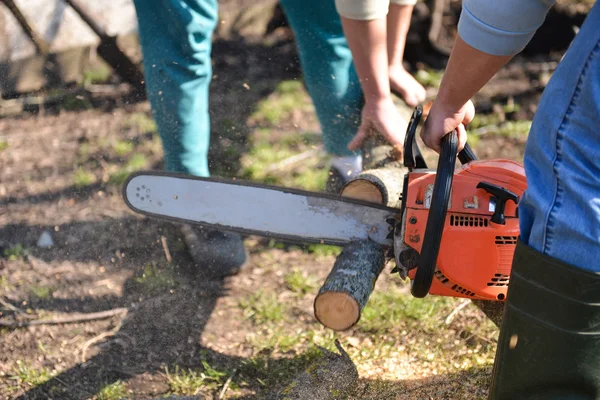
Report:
403,104,477,170
411,129,459,298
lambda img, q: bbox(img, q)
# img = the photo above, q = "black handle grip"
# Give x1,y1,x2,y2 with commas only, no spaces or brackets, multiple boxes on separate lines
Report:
403,106,478,170
411,130,458,298
403,105,428,170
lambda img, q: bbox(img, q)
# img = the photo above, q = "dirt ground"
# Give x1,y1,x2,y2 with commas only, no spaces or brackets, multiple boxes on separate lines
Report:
0,6,583,400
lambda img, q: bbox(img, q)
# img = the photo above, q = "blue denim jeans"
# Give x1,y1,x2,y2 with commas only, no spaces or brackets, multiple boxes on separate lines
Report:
132,0,362,177
518,1,600,271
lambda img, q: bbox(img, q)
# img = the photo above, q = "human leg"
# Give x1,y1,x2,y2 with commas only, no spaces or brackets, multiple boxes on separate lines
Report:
133,0,247,278
488,4,600,398
279,0,364,192
387,1,426,107
132,0,216,178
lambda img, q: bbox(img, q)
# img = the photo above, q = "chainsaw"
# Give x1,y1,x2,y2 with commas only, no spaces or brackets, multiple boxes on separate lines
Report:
123,105,526,301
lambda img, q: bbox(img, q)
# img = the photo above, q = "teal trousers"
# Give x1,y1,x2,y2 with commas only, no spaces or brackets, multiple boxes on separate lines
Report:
132,0,363,177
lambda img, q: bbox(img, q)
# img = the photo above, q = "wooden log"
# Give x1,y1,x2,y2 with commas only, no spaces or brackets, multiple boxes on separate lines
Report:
314,240,386,331
340,134,407,208
340,166,406,208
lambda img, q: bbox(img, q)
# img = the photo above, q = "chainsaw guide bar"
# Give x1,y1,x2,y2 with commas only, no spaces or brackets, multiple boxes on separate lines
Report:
123,171,399,247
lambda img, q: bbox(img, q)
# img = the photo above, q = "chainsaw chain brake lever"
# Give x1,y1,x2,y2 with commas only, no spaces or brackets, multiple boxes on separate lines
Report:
403,104,478,171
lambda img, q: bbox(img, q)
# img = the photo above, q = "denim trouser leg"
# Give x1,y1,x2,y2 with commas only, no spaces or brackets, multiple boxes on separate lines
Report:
133,0,216,177
280,0,364,157
519,2,600,271
133,0,363,177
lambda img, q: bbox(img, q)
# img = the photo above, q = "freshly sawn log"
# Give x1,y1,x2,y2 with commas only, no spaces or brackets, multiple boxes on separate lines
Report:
340,167,406,208
341,134,408,208
314,240,386,331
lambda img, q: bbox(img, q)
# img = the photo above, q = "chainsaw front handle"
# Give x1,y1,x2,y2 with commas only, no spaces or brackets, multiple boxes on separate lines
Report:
403,105,477,170
411,129,459,298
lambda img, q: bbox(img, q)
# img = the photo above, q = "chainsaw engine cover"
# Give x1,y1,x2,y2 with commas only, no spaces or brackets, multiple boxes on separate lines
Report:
404,159,527,301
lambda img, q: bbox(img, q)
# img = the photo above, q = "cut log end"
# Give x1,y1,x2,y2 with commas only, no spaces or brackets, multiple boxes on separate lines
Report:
341,166,407,209
314,291,360,331
340,179,384,205
314,240,386,331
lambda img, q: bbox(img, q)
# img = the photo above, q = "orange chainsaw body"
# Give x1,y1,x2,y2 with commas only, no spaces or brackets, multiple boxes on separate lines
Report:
404,159,527,301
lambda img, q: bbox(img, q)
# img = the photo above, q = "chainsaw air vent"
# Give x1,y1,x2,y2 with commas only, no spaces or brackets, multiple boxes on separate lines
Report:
435,270,475,297
495,236,518,245
487,273,510,287
449,214,489,228
495,235,518,269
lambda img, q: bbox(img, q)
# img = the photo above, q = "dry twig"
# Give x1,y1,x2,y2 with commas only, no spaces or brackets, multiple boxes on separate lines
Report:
444,299,471,325
218,368,237,400
0,297,26,315
264,146,324,173
79,319,123,362
161,235,172,263
0,307,128,328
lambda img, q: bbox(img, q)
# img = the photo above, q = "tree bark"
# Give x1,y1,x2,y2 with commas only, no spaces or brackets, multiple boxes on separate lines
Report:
314,240,386,331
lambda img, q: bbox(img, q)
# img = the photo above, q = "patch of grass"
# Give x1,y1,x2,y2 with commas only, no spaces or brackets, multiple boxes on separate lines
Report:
284,269,317,295
112,140,134,157
124,112,157,133
240,128,328,191
239,345,326,388
82,64,112,86
126,153,148,170
108,153,149,185
467,113,502,130
239,289,288,325
306,244,342,257
241,142,296,182
468,118,531,143
267,239,286,250
29,285,54,300
9,361,55,389
3,244,28,260
134,263,177,293
60,93,93,111
97,380,128,400
165,362,228,395
291,166,329,192
251,80,313,126
72,167,95,188
415,69,444,88
0,140,8,151
358,285,456,333
77,142,92,160
494,120,532,138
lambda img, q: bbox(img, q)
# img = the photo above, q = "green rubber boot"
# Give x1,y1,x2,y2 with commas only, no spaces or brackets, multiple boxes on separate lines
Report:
488,240,600,400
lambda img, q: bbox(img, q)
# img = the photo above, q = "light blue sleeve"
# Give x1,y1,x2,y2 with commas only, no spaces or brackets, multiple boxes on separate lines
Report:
457,0,556,56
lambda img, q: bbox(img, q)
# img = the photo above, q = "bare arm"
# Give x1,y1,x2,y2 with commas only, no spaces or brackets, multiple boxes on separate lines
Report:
421,0,555,152
421,36,512,152
340,17,390,104
340,16,407,151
